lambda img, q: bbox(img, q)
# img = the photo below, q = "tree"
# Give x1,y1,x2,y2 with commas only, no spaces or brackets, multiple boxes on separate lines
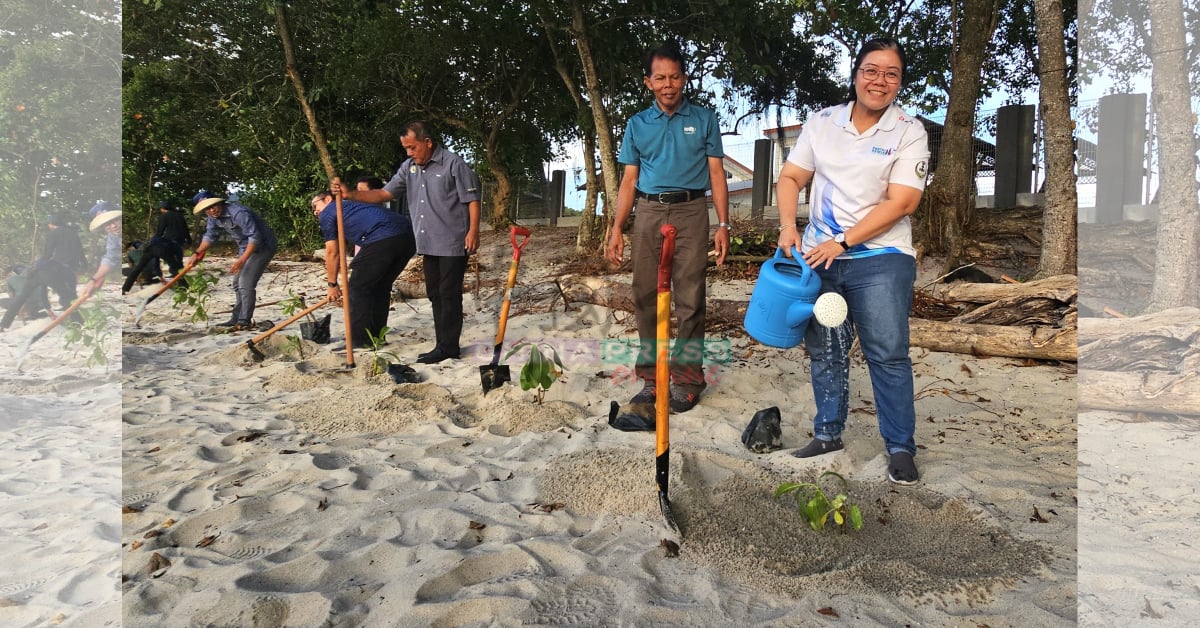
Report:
1144,0,1200,310
914,0,1003,264
0,0,120,265
1033,0,1078,277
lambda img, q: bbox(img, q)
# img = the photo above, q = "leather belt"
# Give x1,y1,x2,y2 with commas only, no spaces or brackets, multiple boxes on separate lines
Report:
635,189,706,204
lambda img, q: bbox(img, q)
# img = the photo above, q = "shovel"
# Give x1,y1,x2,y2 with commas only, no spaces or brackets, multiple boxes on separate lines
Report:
16,285,97,372
480,225,531,394
245,295,334,362
333,192,355,370
655,224,681,535
134,250,205,326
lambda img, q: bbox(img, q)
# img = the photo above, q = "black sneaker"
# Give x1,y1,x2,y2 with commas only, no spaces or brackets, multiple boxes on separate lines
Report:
790,437,844,458
669,387,702,413
629,384,656,405
887,452,919,485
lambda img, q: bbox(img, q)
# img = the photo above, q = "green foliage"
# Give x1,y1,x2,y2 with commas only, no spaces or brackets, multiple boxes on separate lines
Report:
365,326,400,376
62,298,119,368
774,471,864,533
280,290,308,318
281,334,305,360
171,266,220,324
503,341,564,404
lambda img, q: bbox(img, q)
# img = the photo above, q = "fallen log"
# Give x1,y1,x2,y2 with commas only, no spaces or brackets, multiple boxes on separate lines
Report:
1078,307,1200,344
920,274,1076,303
909,319,1076,361
559,274,1075,360
1078,369,1200,416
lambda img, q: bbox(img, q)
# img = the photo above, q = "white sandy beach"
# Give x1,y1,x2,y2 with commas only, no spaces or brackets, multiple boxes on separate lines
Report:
0,286,122,626
107,226,1080,626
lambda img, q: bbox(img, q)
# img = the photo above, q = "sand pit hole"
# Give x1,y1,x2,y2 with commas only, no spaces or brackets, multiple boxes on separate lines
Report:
279,382,470,437
679,471,1052,605
539,449,1049,605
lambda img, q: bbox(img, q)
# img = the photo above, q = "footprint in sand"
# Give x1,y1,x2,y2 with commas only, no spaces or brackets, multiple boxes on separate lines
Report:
528,575,622,625
414,549,545,603
250,594,290,628
310,452,353,470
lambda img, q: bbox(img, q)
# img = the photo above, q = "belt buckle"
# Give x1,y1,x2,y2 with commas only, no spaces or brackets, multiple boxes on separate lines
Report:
655,192,671,204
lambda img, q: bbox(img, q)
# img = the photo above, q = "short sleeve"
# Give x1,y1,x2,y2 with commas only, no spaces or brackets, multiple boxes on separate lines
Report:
888,123,930,191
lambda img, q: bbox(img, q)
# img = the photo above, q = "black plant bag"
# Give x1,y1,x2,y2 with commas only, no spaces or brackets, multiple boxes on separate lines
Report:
300,313,332,344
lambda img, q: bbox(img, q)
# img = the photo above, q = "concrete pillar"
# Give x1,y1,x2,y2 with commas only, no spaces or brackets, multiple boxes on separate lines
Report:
1095,93,1147,223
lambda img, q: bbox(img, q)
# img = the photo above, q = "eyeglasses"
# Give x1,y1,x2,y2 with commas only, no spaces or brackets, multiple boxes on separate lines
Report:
858,67,902,84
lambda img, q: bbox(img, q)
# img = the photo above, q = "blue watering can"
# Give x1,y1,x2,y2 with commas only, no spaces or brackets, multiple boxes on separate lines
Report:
744,246,823,348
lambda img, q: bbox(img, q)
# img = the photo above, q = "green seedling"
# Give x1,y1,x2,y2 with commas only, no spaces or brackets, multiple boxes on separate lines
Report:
282,334,304,360
503,341,564,404
171,266,220,324
774,471,864,533
280,290,306,317
62,297,119,368
365,326,401,376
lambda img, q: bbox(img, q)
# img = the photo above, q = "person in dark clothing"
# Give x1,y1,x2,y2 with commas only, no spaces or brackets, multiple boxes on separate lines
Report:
0,214,87,331
310,190,415,348
153,200,193,249
122,236,186,294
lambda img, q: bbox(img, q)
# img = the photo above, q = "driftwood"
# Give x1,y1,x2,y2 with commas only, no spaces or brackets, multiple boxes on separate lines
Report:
558,274,1075,360
1078,370,1200,415
909,319,1076,361
1076,308,1200,415
920,274,1076,303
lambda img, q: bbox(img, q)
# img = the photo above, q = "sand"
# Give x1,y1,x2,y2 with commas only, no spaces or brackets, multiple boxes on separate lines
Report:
3,226,1081,626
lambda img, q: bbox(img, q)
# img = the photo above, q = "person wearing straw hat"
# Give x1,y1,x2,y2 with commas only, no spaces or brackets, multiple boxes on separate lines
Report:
189,195,277,331
0,213,88,331
80,206,123,299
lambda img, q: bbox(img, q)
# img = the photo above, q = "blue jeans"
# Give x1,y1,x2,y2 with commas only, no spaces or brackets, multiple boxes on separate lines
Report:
804,253,916,455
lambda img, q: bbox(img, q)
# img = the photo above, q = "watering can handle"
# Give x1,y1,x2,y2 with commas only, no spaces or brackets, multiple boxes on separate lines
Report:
774,245,804,260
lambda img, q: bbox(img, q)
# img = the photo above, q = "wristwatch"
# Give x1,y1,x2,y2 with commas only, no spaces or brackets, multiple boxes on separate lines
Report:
716,222,730,230
834,233,850,250
328,281,339,287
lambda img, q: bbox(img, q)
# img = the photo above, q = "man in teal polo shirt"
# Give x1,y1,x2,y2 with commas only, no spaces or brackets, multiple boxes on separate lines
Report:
605,41,730,419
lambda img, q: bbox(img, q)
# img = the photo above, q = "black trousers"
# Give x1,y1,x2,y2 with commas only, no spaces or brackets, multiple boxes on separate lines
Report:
422,254,468,354
1,261,77,329
348,233,415,346
122,240,185,294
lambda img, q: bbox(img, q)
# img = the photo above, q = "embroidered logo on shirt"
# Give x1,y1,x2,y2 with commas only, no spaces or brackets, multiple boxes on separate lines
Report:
871,146,894,156
410,165,418,174
915,160,928,178
683,126,696,135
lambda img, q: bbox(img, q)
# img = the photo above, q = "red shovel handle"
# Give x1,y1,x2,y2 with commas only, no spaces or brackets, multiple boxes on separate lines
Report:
510,226,531,259
657,224,676,292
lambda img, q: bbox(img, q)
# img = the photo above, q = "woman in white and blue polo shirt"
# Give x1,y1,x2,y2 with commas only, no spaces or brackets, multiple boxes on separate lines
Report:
775,37,930,485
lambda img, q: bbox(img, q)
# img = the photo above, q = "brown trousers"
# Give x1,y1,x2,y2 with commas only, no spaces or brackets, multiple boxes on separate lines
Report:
630,196,709,388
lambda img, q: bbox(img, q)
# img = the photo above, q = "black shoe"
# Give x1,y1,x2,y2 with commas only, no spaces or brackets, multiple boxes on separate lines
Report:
669,386,703,413
416,348,459,364
629,383,656,405
887,452,919,485
790,437,844,458
608,400,656,432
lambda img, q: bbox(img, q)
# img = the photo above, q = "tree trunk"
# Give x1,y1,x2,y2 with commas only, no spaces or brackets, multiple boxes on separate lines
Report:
914,0,1001,265
577,130,603,253
1145,0,1200,311
1033,0,1078,278
535,8,604,254
569,0,621,251
274,3,336,181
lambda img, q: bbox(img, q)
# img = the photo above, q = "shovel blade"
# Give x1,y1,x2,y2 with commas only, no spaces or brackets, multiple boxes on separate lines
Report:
480,364,510,394
658,491,681,535
246,339,265,362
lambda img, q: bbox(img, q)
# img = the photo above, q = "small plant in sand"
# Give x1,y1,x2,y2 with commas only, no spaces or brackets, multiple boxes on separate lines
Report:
281,334,304,360
280,290,306,317
503,340,564,404
62,298,119,367
775,471,864,533
171,266,220,324
365,326,401,376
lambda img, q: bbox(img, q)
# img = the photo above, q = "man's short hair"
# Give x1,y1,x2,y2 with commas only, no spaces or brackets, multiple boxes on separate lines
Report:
643,41,686,77
403,121,439,147
355,176,384,190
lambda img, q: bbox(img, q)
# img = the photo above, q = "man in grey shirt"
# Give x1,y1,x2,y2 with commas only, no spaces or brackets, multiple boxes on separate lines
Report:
190,195,278,331
334,121,481,364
